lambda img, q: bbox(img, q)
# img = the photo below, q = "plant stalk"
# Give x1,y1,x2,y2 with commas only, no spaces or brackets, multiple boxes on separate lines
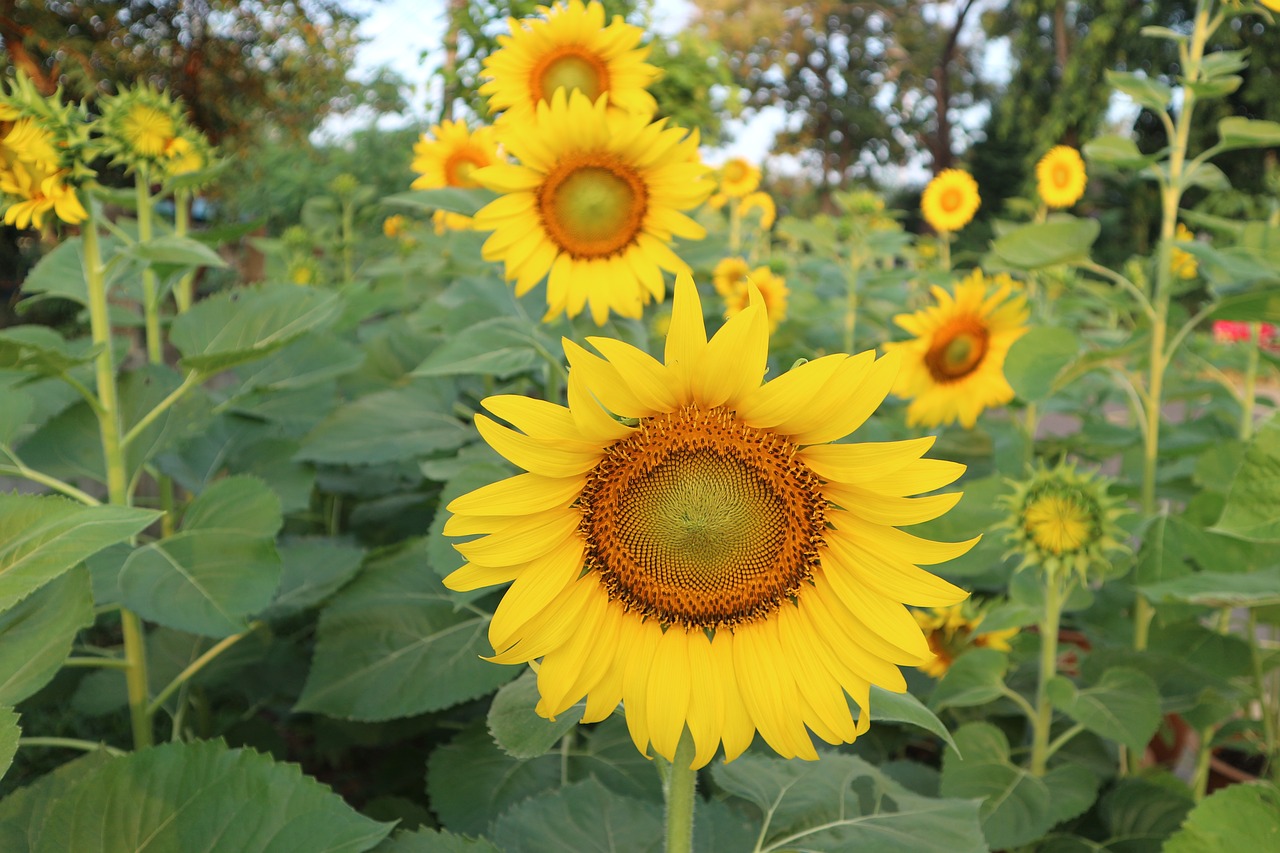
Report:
173,187,195,313
136,164,163,365
1030,574,1065,777
664,728,698,853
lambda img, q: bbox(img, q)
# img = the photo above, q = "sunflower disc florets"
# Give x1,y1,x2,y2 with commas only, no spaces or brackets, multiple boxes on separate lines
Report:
1000,462,1126,582
95,83,193,175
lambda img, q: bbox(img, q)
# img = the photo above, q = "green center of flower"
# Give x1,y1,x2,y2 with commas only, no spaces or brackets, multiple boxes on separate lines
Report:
537,51,606,101
539,159,648,258
579,406,826,629
924,319,990,383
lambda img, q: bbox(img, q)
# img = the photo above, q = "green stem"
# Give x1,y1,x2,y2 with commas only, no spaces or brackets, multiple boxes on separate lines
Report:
173,187,195,313
1044,722,1086,763
63,656,131,669
18,737,126,757
1191,725,1216,801
1247,610,1278,779
147,624,258,716
939,232,951,271
664,728,698,853
1030,575,1066,777
84,202,153,750
120,370,202,449
0,458,100,505
136,164,163,365
341,199,355,282
1022,402,1038,472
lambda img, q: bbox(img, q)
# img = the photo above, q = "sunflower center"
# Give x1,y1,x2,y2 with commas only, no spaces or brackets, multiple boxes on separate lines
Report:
534,49,608,102
1052,162,1071,189
924,318,990,383
1024,494,1093,555
723,160,747,183
444,149,489,188
539,158,648,258
579,406,826,629
939,187,964,213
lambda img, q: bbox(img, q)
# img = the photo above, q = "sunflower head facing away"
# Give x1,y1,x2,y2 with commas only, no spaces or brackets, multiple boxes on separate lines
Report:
1036,146,1087,209
1000,463,1126,582
444,275,977,769
914,602,1018,678
884,269,1029,429
471,89,711,324
481,0,660,124
920,169,981,234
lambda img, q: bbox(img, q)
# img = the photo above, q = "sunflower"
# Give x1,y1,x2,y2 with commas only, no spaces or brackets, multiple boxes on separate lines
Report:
0,159,87,229
718,157,761,198
920,169,980,234
914,602,1018,678
724,267,788,331
96,84,188,171
1000,463,1126,582
740,191,777,229
712,257,750,296
1036,146,1087,209
444,275,975,768
1263,0,1280,12
472,90,711,323
1171,222,1198,279
480,0,659,125
411,120,500,191
884,269,1029,429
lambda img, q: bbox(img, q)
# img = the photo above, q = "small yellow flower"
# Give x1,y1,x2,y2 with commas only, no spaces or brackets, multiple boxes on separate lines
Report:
1035,146,1087,209
740,191,776,229
712,257,750,296
724,267,788,330
433,209,475,234
1171,223,1198,279
162,134,206,177
920,169,980,233
914,603,1018,677
718,157,761,198
383,214,407,238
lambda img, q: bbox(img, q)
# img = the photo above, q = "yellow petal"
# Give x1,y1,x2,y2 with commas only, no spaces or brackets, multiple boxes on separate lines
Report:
797,587,907,690
446,472,584,517
835,514,980,565
732,621,818,760
646,627,692,763
581,605,628,723
537,583,610,717
788,351,899,445
735,354,846,430
825,491,964,526
486,577,596,664
825,527,969,608
567,368,634,443
475,414,601,478
711,630,755,762
563,339,662,419
816,570,932,665
484,395,579,438
454,509,580,567
799,437,936,484
664,274,707,406
621,617,664,757
694,298,767,409
769,351,875,439
777,604,859,742
587,337,681,412
684,629,721,769
489,536,585,651
443,561,521,592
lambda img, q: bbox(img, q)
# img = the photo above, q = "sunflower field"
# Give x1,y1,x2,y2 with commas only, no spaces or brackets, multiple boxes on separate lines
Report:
2,0,1280,850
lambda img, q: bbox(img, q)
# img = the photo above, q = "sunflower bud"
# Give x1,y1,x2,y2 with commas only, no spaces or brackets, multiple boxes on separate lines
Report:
1000,463,1127,582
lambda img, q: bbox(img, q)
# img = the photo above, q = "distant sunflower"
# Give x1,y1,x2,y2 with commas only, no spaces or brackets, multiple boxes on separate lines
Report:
412,120,501,232
724,267,788,331
1036,146,1087,209
718,157,761,198
914,602,1017,678
740,191,777,229
712,257,750,296
481,0,659,124
0,160,87,229
920,169,980,234
1171,223,1198,279
1001,463,1126,582
444,276,975,768
884,270,1029,428
472,90,711,323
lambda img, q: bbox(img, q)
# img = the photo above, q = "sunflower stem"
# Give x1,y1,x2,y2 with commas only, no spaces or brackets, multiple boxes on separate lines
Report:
939,232,951,272
1030,573,1067,777
135,163,163,366
663,729,698,853
173,187,195,313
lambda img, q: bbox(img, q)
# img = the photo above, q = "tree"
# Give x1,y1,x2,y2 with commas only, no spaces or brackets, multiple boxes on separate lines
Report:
0,0,375,149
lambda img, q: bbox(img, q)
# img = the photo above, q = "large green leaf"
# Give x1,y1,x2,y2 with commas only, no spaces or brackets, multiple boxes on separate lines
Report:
297,384,471,465
33,739,392,853
295,540,516,720
1106,70,1171,112
1139,568,1280,608
490,778,662,853
263,538,365,618
991,218,1100,269
370,829,501,853
1164,781,1280,852
1043,764,1100,826
0,326,99,376
169,283,344,372
384,187,496,216
1099,777,1194,849
0,568,94,705
0,494,159,612
1083,135,1161,170
122,234,228,269
714,752,986,853
0,750,115,852
929,648,1009,710
869,685,958,752
1047,667,1161,753
1217,117,1280,152
0,705,18,783
233,334,365,394
118,476,283,638
1213,416,1280,542
1209,289,1280,323
488,670,584,760
412,317,556,379
1005,326,1079,402
940,722,1053,850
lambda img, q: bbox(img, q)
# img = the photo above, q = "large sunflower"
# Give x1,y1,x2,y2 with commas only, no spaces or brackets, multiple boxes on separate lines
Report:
920,169,980,234
884,270,1029,429
1035,146,1087,209
481,0,659,124
444,276,975,768
472,90,711,323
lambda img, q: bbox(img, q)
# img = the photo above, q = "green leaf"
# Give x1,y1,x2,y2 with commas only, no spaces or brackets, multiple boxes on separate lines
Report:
487,671,584,760
297,384,470,465
169,283,344,372
1139,25,1185,42
1083,135,1161,170
233,334,365,394
1106,70,1172,112
118,476,282,638
929,648,1009,710
0,568,94,705
1165,781,1280,853
869,685,957,752
1100,778,1194,848
384,187,497,216
371,829,501,853
1005,326,1079,401
0,387,34,445
1217,117,1280,152
1185,76,1242,100
34,739,392,853
714,752,986,853
0,750,115,853
490,778,662,853
992,219,1100,269
1042,764,1100,826
122,234,227,269
940,722,1053,850
0,705,18,783
1183,161,1231,191
296,540,517,720
413,317,555,379
1201,49,1249,78
0,326,99,376
0,494,159,612
263,538,365,618
1048,667,1161,753
1213,416,1280,542
1208,289,1280,323
1140,567,1280,608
